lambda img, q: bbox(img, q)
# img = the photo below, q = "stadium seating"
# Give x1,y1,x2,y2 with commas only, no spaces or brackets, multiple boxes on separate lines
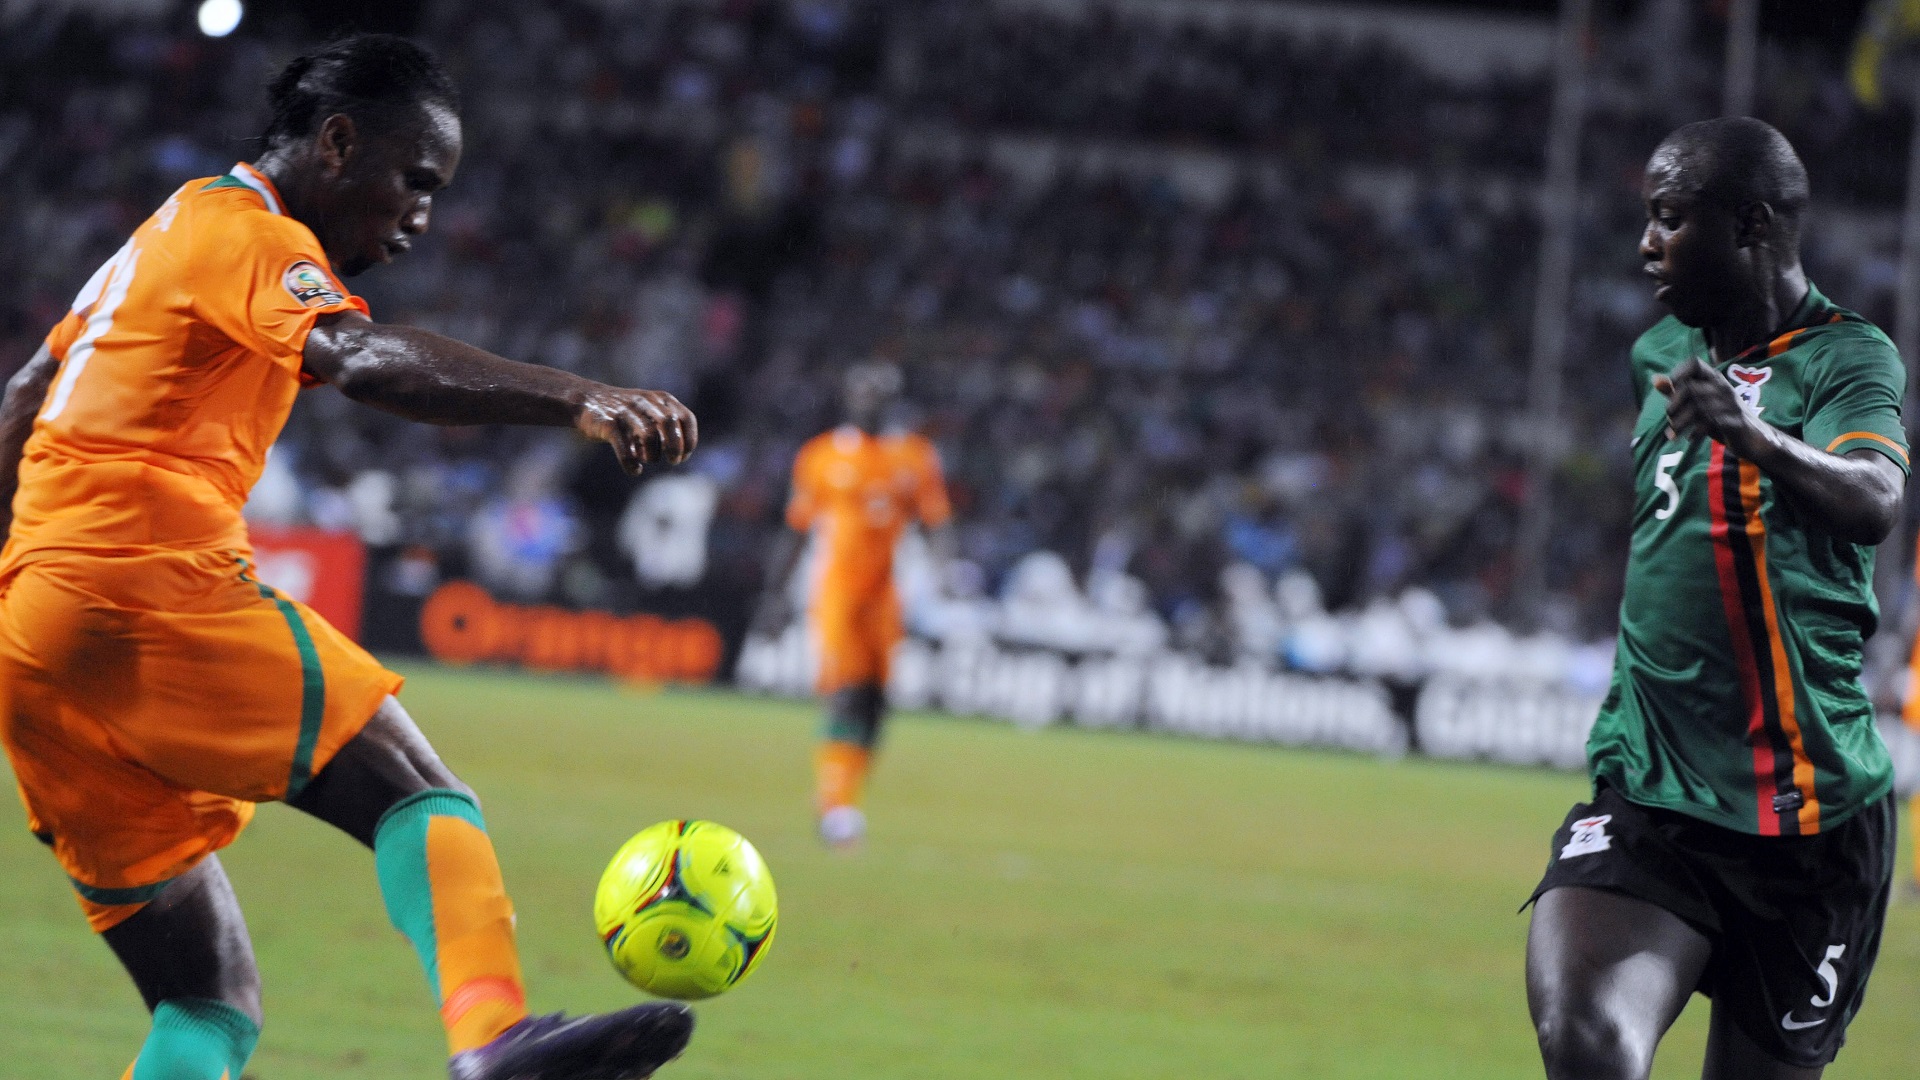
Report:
0,0,1904,681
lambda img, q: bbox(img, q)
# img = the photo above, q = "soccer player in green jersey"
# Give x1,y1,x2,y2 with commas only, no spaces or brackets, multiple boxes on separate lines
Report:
1525,118,1907,1080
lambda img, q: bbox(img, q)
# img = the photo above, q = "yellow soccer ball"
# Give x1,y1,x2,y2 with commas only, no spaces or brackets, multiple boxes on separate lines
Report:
593,820,778,1000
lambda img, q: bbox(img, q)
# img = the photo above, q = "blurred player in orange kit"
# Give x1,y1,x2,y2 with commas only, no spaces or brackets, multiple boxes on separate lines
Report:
0,34,698,1080
1903,538,1920,895
755,363,953,847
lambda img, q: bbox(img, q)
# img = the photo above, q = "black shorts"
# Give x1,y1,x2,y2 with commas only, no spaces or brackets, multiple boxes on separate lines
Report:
1527,784,1895,1068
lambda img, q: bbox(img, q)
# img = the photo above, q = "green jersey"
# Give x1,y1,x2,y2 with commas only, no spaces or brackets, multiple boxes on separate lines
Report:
1589,285,1911,836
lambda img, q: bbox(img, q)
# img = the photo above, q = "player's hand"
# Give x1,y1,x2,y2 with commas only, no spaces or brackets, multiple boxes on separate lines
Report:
574,388,698,476
1653,358,1767,457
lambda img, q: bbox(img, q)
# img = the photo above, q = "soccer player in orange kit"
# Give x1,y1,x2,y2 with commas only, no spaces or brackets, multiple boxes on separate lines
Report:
756,363,952,847
0,36,697,1080
1903,540,1920,897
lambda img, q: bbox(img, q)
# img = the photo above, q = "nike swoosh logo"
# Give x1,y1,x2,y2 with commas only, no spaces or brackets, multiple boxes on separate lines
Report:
1781,1012,1828,1031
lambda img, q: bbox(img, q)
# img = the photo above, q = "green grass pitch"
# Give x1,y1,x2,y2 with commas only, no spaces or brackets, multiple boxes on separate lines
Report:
3,661,1918,1078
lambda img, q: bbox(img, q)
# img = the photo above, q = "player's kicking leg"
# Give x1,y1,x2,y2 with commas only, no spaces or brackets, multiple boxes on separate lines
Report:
815,683,884,847
1526,886,1706,1080
287,697,692,1080
1526,783,1884,1079
1908,792,1920,899
100,857,262,1079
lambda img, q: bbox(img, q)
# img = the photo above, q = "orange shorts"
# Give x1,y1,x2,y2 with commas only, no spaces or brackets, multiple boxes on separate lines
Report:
0,549,402,931
810,588,902,694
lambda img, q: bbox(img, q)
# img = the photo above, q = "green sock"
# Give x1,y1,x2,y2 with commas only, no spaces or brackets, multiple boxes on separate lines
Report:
129,998,259,1080
823,686,885,748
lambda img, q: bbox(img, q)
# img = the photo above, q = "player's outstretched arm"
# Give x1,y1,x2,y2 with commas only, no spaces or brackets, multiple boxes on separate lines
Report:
303,311,696,476
0,343,61,539
1657,358,1904,545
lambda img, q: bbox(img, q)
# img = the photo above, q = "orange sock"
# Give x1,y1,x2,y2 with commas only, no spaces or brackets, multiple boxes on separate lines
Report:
428,814,529,1053
1910,792,1920,888
815,741,872,812
374,790,528,1057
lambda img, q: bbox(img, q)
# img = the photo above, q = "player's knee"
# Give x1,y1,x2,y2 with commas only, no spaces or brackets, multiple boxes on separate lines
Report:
1534,1007,1651,1080
349,699,470,795
293,710,475,847
224,973,264,1029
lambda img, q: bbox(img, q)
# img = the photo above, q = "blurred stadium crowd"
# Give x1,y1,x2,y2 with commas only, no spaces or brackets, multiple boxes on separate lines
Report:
1,0,1912,678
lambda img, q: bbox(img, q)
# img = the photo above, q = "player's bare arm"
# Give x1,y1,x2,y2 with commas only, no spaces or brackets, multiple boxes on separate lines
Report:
303,311,696,476
0,342,61,538
1656,358,1903,545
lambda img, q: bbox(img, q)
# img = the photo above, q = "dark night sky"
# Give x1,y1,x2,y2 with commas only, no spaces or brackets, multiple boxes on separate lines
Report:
1392,0,1874,49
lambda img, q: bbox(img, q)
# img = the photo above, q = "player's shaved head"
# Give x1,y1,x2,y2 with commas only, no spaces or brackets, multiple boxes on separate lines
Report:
1647,117,1809,256
843,361,902,433
262,34,459,150
1640,118,1817,333
845,361,903,402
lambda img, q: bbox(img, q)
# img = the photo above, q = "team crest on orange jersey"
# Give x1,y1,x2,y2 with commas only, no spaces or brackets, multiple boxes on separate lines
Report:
282,260,345,308
1727,364,1771,416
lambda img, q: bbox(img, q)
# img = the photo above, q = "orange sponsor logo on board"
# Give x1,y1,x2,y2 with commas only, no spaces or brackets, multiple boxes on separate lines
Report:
421,581,724,683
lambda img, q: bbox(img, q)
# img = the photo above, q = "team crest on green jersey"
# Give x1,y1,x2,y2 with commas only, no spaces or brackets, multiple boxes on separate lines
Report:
1728,364,1771,416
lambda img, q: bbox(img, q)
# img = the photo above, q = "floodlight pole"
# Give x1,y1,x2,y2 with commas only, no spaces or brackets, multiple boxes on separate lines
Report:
1724,0,1760,116
1513,0,1592,626
1900,80,1920,392
1867,74,1920,699
1894,82,1920,567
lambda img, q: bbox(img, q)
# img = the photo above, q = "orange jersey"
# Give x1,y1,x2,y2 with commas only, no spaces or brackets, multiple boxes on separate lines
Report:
1907,531,1920,730
4,162,365,575
0,164,398,930
786,426,950,601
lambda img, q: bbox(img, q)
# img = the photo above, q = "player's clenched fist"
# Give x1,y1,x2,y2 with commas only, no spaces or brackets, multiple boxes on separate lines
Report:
575,388,699,475
1653,358,1761,454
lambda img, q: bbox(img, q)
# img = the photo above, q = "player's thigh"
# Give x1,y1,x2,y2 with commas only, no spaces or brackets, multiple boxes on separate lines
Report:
18,553,400,803
129,595,399,801
0,602,254,928
811,608,867,691
286,695,473,848
1694,795,1894,1073
1703,1005,1823,1080
1527,886,1710,1072
101,855,262,1025
813,598,896,691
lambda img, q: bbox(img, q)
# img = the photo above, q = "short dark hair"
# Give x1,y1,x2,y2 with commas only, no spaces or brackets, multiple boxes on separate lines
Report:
262,33,458,149
1651,117,1810,251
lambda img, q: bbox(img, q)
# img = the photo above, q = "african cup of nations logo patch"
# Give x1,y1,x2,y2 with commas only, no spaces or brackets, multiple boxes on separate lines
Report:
282,260,345,308
1727,364,1771,417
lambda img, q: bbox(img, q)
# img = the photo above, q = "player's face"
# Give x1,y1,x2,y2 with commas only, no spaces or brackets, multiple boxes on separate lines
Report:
1639,160,1741,329
329,103,462,278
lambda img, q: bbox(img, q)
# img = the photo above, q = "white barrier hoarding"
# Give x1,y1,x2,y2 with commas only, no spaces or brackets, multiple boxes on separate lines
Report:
739,628,1404,756
736,627,1920,794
